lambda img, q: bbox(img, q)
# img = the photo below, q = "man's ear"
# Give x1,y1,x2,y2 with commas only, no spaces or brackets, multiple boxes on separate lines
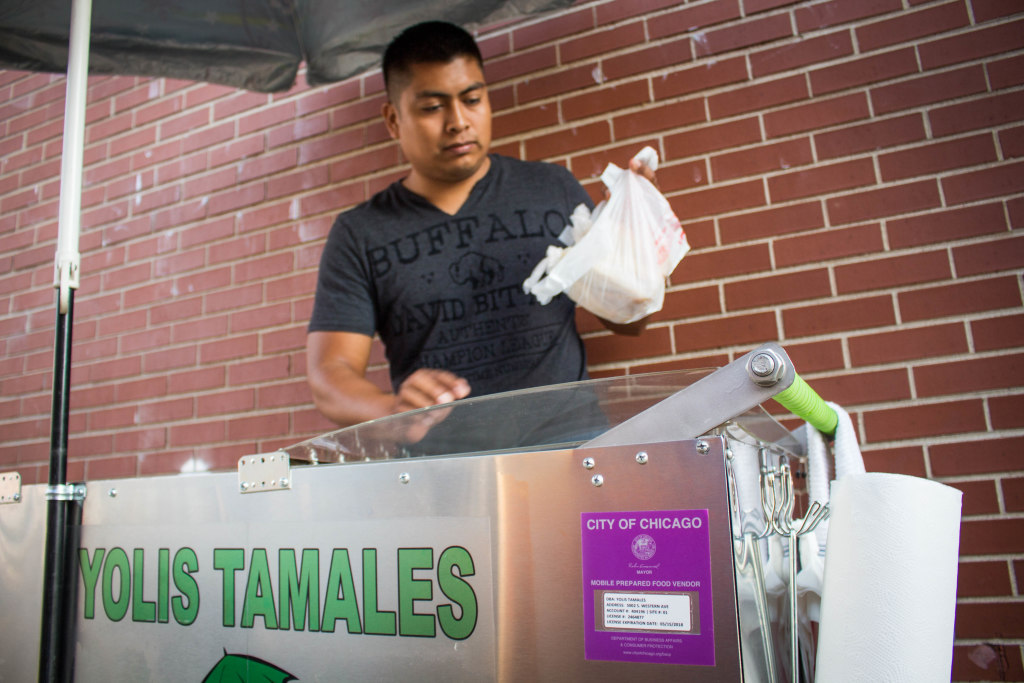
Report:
382,101,400,141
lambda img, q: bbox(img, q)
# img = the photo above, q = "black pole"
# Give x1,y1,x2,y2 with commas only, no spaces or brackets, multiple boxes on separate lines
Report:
60,487,83,683
39,289,76,683
41,0,91,676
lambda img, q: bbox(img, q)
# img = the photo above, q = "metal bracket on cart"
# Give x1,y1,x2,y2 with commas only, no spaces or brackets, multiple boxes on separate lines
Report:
0,472,22,504
238,451,292,494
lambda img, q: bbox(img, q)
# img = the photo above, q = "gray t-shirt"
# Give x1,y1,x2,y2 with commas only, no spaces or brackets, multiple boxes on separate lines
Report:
309,154,595,397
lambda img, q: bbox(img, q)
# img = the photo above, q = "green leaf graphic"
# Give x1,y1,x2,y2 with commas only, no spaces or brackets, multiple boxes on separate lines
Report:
202,651,297,683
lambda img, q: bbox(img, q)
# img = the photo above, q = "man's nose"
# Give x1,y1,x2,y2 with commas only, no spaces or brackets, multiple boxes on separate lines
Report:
446,102,469,133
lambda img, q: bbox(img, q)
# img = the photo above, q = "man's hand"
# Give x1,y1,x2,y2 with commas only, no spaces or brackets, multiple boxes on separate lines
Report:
373,369,470,444
391,368,471,414
629,156,658,187
307,330,472,430
603,154,659,201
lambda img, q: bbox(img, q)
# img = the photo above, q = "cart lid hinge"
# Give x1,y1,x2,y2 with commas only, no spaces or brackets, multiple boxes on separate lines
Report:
238,451,292,494
0,472,22,504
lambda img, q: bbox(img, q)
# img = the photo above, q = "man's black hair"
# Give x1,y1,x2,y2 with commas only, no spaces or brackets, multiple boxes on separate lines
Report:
382,21,484,100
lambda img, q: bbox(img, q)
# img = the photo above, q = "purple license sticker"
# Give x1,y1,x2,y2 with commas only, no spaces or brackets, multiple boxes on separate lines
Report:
581,509,714,665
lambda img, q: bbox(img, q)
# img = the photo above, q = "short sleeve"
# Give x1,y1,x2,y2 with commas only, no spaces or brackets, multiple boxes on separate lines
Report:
558,163,595,214
307,212,377,336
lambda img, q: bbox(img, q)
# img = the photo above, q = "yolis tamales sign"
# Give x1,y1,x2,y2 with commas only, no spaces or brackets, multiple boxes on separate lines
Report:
78,545,479,639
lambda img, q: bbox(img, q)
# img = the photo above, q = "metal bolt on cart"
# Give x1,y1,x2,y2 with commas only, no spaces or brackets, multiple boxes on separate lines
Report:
1,343,843,682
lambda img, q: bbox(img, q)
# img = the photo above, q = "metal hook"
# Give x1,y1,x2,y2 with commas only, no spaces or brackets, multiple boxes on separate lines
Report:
797,500,830,536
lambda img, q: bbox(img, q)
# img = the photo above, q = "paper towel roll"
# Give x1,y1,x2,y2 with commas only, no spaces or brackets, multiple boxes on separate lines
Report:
815,472,963,682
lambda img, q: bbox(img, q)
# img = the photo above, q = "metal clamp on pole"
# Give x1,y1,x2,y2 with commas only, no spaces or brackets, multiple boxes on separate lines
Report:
44,483,87,502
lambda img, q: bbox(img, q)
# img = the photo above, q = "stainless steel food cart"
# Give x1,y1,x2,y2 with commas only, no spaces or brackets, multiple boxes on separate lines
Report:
0,343,836,682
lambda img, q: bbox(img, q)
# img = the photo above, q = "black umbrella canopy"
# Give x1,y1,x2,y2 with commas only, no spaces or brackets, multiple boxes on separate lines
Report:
0,0,575,92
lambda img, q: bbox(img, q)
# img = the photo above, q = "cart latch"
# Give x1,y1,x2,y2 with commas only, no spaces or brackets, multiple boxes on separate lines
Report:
0,472,21,504
238,452,292,494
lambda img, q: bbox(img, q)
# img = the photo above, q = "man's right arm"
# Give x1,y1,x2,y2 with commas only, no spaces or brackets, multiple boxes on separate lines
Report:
306,330,470,427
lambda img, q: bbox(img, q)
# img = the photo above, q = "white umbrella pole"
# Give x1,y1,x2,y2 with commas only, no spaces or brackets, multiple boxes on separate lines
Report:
54,0,90,309
40,0,92,678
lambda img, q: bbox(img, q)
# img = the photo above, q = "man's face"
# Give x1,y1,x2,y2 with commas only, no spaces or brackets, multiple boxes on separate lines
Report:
383,56,492,187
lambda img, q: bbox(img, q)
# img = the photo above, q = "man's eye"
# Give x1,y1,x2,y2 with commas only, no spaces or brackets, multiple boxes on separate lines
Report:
421,104,442,113
463,97,481,106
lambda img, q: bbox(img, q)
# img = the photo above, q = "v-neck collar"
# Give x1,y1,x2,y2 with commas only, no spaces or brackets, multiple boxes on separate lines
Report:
396,154,497,217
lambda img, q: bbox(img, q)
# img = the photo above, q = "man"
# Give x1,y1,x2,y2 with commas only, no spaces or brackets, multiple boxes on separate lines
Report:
307,21,652,428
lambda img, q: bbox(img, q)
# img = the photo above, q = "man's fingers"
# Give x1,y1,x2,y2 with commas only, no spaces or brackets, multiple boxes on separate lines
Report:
390,370,469,443
417,369,469,403
629,158,658,186
395,369,470,412
396,383,439,411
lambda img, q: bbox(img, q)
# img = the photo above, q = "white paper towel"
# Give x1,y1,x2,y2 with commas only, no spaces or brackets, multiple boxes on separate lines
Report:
815,472,963,682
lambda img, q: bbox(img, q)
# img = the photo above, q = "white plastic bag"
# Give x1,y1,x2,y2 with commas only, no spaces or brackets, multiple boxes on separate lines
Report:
523,147,689,323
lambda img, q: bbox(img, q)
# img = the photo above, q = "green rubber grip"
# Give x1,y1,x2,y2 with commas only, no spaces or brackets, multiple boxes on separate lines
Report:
773,373,838,436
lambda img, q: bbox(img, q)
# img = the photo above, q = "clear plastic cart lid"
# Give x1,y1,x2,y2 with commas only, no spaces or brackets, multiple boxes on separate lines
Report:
282,369,801,465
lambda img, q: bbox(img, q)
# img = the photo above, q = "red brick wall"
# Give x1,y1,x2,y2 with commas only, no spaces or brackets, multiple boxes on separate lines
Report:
1,0,1022,677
